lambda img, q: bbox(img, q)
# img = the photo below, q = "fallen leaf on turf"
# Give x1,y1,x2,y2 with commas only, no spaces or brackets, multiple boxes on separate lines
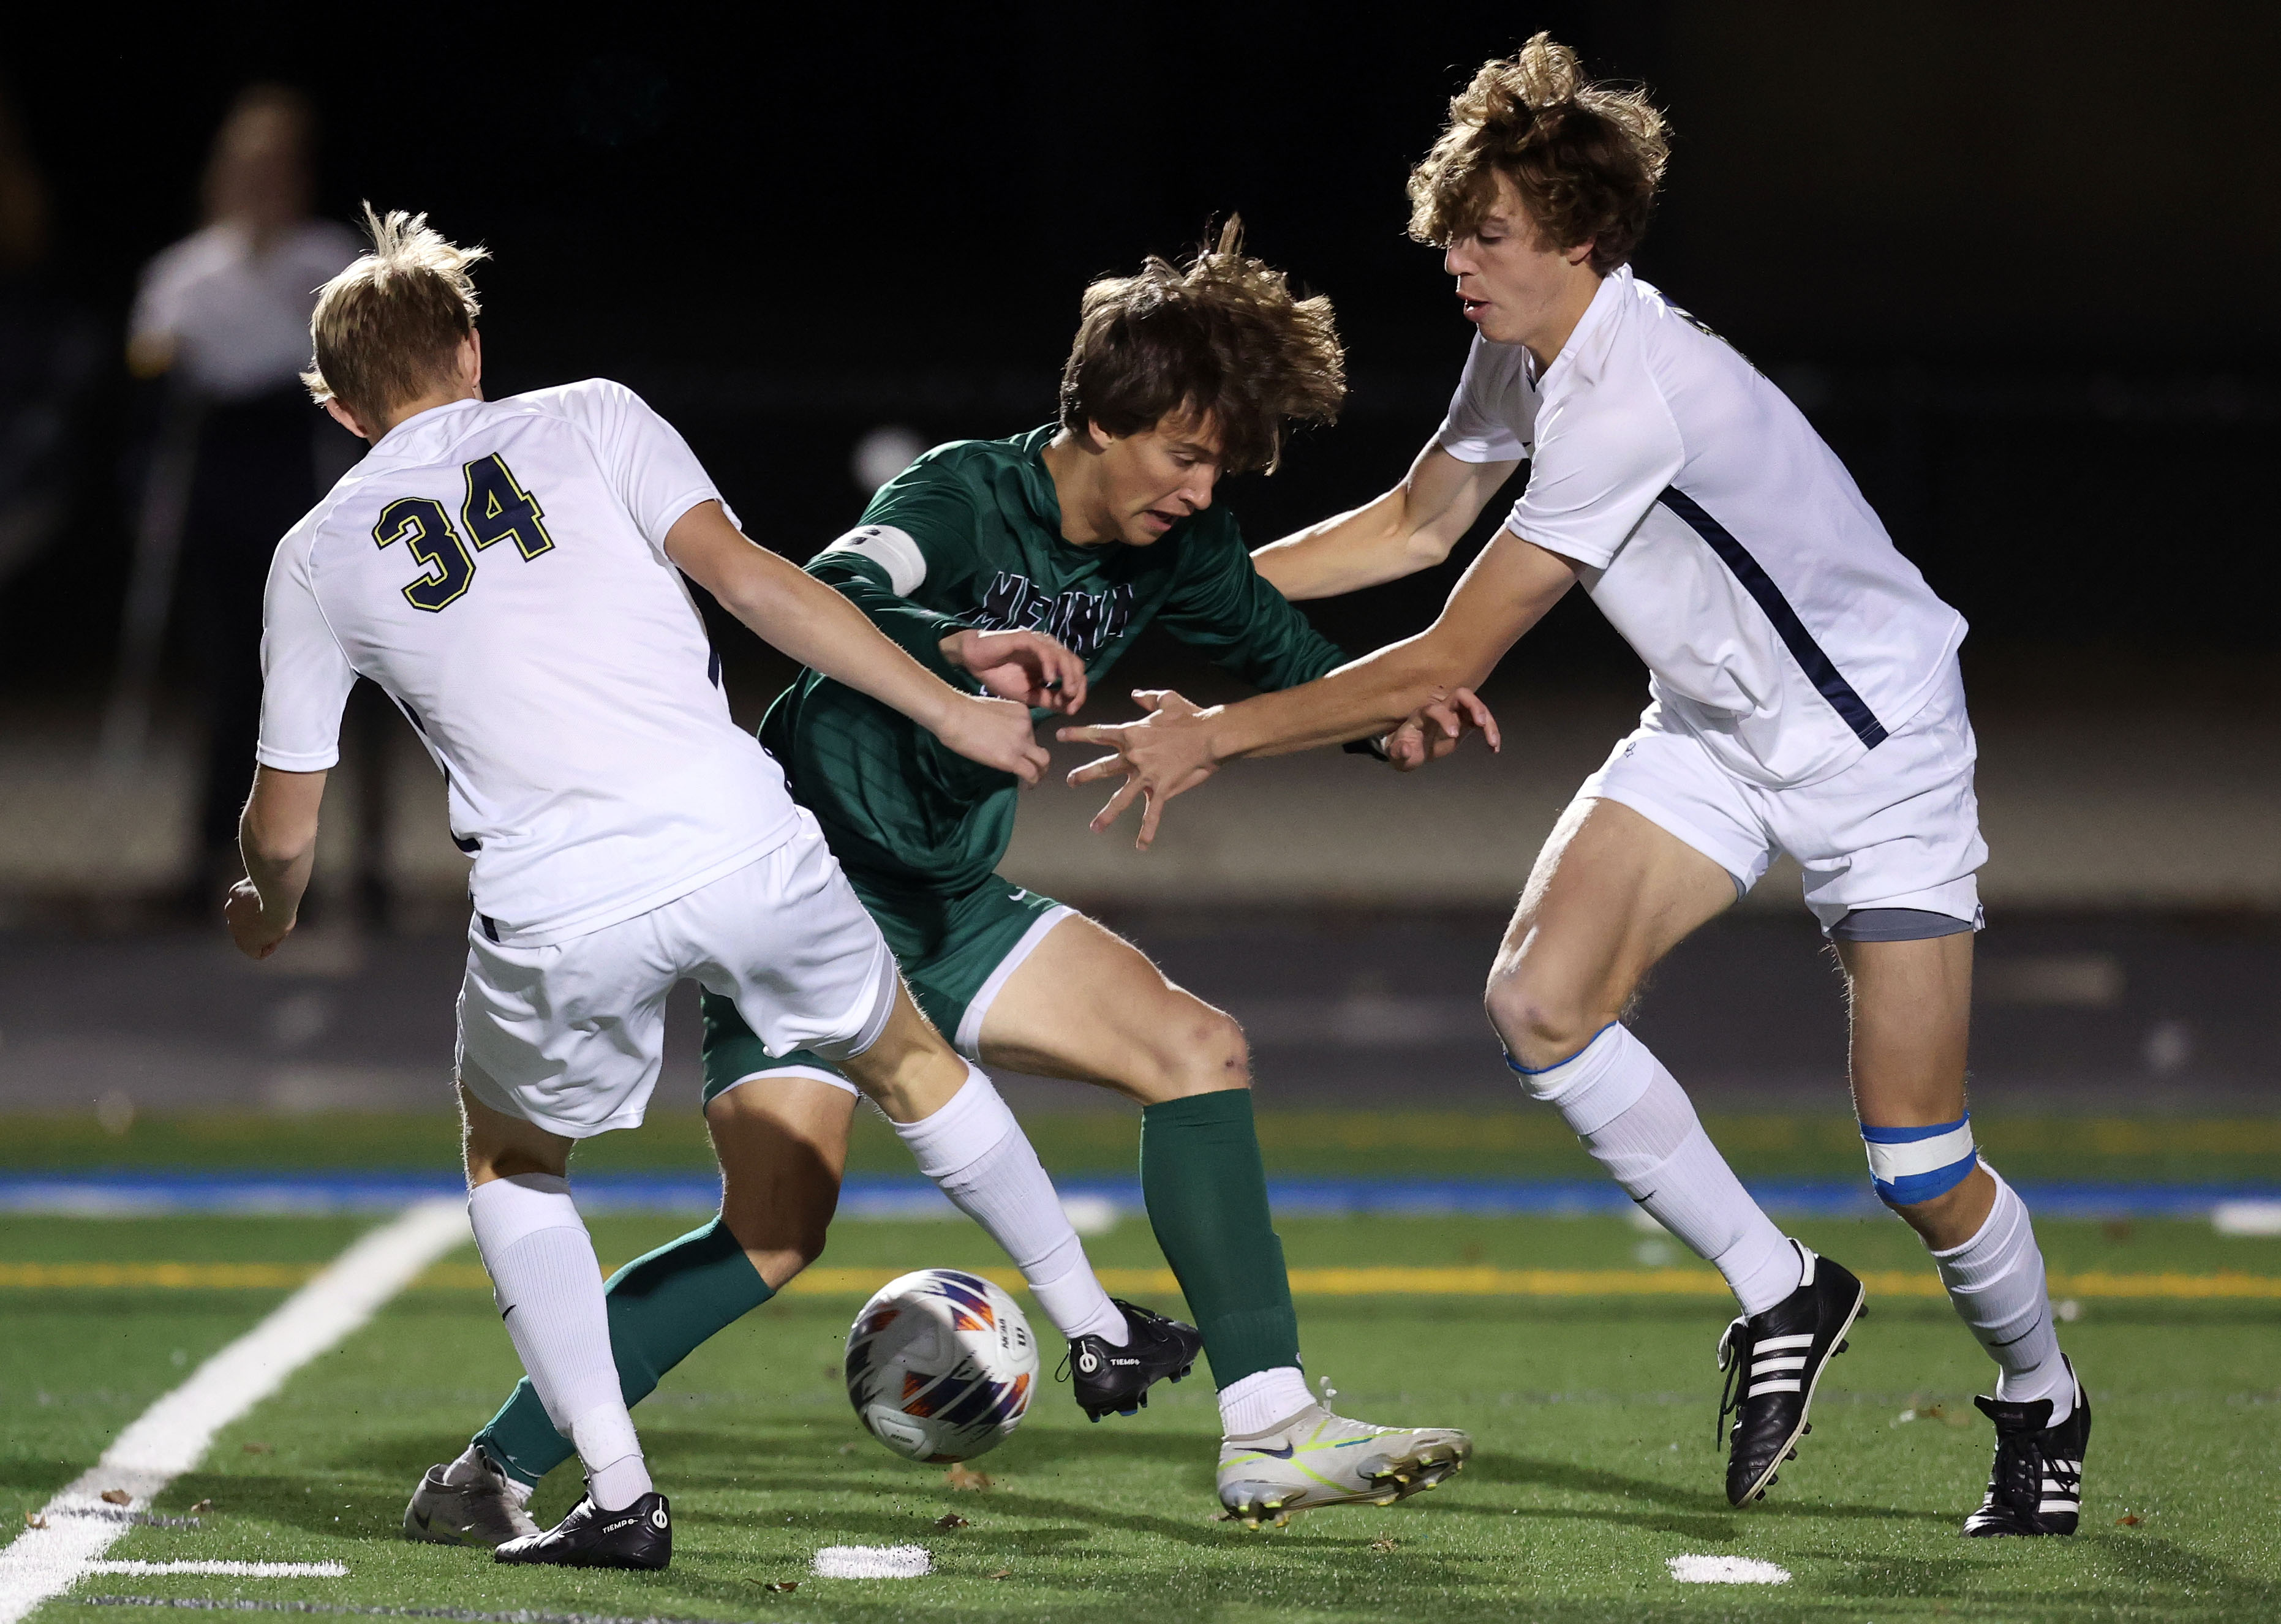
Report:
242,1443,273,1454
24,1513,46,1529
989,1568,1012,1580
944,1463,992,1491
835,1442,858,1456
1370,1538,1401,1553
100,1491,130,1506
188,1500,213,1515
2116,1514,2142,1526
933,1513,970,1530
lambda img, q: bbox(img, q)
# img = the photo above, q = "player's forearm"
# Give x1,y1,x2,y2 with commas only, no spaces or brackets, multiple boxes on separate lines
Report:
1204,630,1492,762
1251,448,1512,603
238,769,323,919
723,558,962,736
1201,530,1577,762
1250,487,1429,601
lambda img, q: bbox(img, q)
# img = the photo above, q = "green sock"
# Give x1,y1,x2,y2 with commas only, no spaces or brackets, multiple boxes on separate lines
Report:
473,1215,774,1486
1140,1089,1301,1388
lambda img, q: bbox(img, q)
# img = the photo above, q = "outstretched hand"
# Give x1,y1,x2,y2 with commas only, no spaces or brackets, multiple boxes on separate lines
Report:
1055,689,1220,850
1382,688,1500,772
940,628,1088,715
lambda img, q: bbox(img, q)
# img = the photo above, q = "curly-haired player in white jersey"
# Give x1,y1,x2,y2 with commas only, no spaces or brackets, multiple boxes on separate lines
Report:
228,208,1191,1569
1063,36,2087,1535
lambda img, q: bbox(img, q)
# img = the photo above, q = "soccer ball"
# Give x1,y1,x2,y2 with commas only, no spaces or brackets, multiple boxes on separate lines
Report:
843,1269,1039,1463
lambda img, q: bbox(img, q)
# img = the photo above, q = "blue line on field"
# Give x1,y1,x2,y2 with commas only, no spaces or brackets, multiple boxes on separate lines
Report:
0,1171,2274,1219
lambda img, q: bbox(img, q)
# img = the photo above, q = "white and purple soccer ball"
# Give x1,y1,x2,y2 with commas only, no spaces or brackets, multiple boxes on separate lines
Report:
843,1269,1039,1463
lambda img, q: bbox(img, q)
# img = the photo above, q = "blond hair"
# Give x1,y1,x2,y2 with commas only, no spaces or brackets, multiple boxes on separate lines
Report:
302,205,488,426
1407,34,1670,274
1058,217,1343,476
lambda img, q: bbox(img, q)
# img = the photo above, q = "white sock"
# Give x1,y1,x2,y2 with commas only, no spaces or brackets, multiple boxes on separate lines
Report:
1932,1168,2072,1421
467,1175,654,1511
1517,1024,1800,1316
1218,1366,1314,1437
892,1068,1128,1344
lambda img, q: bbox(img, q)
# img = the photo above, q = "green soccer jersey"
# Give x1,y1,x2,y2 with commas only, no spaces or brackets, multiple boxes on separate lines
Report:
758,424,1346,893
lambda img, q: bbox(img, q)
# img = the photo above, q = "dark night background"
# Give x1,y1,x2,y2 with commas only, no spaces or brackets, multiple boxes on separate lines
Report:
4,1,2275,705
0,3,2272,1121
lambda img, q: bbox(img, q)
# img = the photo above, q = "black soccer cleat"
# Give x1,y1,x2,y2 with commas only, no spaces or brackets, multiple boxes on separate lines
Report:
1963,1358,2090,1537
493,1490,671,1569
1066,1298,1204,1421
1716,1241,1864,1507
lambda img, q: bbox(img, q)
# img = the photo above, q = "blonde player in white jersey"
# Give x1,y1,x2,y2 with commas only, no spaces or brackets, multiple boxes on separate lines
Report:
228,208,1184,1569
1063,37,2087,1536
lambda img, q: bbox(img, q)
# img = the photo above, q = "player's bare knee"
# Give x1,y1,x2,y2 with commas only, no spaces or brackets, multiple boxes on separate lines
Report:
1149,1006,1251,1099
1483,968,1599,1071
1862,1115,1986,1249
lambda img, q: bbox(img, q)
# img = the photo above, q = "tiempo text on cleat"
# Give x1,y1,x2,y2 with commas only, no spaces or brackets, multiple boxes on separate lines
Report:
401,1457,540,1549
1716,1241,1864,1508
1066,1299,1204,1421
1216,1401,1471,1528
1964,1357,2091,1537
493,1491,671,1569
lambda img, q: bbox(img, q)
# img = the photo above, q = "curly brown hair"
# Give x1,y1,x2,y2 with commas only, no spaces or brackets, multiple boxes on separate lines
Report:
1058,217,1343,476
1406,33,1670,275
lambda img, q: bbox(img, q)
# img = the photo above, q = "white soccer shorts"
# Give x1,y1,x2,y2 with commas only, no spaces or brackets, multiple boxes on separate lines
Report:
1577,659,1988,931
456,810,897,1138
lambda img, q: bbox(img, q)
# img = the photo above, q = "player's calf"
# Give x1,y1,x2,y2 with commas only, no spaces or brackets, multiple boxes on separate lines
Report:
1862,1118,2084,1529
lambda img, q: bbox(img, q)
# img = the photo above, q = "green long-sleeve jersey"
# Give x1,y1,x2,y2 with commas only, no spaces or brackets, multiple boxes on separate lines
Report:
758,424,1347,894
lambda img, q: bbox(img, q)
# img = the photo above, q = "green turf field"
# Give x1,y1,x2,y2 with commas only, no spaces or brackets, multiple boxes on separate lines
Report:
7,1107,2280,1185
7,1204,2280,1623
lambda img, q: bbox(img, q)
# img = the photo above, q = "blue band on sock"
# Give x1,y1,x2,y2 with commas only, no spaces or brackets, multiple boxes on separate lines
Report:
1502,1020,1621,1077
1861,1113,1977,1205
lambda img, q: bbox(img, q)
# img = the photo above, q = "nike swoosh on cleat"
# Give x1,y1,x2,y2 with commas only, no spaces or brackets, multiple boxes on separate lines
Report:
1249,1443,1297,1459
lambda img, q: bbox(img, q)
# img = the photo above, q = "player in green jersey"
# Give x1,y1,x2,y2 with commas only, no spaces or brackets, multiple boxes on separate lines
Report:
424,224,1469,1530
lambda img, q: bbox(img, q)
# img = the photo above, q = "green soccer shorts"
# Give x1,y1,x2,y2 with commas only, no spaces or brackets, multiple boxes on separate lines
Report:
699,871,1071,1105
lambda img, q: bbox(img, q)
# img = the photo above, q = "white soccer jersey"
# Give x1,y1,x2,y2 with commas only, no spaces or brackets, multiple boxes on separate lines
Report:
1436,266,1967,788
257,380,801,944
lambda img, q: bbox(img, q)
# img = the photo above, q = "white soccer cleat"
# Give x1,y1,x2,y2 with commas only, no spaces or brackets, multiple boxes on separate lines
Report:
1216,1402,1472,1528
401,1449,541,1548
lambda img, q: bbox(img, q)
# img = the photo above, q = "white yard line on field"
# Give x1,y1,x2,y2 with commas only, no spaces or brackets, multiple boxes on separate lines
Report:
0,1200,470,1624
85,1566,347,1579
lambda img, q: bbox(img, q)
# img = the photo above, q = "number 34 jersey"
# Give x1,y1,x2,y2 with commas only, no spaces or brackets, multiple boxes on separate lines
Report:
257,380,801,945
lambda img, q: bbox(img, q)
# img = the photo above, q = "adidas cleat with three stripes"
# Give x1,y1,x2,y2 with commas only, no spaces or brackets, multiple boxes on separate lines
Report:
1216,1402,1472,1528
1716,1240,1865,1507
1963,1356,2090,1536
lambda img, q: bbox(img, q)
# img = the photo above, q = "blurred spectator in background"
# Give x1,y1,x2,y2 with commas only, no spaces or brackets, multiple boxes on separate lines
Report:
123,85,356,901
0,86,100,596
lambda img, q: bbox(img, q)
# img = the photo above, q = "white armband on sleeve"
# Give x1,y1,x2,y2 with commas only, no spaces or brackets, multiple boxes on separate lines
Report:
818,524,926,596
